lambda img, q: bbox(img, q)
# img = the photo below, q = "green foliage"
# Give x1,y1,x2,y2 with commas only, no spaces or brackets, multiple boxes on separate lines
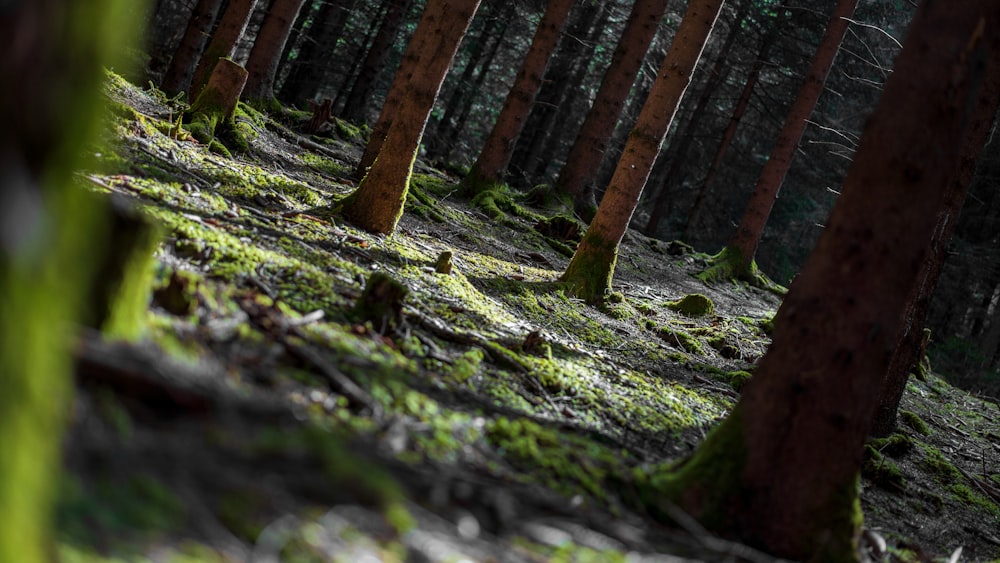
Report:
862,445,906,492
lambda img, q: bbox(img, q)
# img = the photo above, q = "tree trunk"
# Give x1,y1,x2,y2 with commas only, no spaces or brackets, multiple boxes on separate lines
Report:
440,9,512,162
870,46,1000,437
681,15,780,240
277,0,353,105
463,0,577,194
341,0,414,123
161,0,225,95
190,0,259,99
342,0,482,233
242,0,308,107
560,0,725,304
556,0,670,202
642,3,1000,559
431,2,508,155
187,58,250,146
642,0,749,236
333,1,388,113
509,0,607,182
0,2,143,562
726,0,857,275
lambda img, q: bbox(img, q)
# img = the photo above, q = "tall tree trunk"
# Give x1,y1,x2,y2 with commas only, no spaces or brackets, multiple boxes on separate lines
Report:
870,47,1000,437
274,0,315,87
642,0,749,236
556,0,670,203
277,0,354,105
333,1,389,113
721,0,857,277
161,0,225,95
440,10,512,162
560,0,725,304
509,0,607,182
463,0,577,194
681,16,780,240
341,0,414,123
342,0,482,233
431,2,508,155
641,3,1000,560
0,2,142,562
190,0,260,99
242,0,309,107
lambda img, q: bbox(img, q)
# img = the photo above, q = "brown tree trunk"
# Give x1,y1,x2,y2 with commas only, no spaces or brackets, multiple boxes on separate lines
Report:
278,0,354,105
643,3,1000,559
341,0,414,123
642,0,750,236
463,0,577,194
161,0,225,95
870,47,1000,437
509,0,608,182
560,0,725,304
681,16,780,240
190,0,259,99
726,0,857,274
555,0,669,201
341,0,482,234
430,2,510,154
242,0,308,107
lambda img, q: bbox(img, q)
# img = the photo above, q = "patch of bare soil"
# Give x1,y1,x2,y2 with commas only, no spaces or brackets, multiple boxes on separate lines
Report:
59,75,1000,562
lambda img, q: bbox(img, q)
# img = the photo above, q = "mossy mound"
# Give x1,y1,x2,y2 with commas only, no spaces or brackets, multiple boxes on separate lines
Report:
666,294,715,317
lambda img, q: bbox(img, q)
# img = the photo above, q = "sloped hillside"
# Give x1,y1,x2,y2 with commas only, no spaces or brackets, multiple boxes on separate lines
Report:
58,73,1000,563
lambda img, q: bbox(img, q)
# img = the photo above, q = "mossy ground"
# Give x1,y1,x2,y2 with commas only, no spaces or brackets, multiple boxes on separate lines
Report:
60,73,1000,562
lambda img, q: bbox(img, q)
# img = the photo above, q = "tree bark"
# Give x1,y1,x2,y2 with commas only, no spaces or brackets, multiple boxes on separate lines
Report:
463,0,577,194
242,0,309,107
643,3,1000,559
560,0,725,303
342,0,482,234
277,0,354,105
190,0,259,99
726,0,857,273
870,44,1000,437
681,14,780,240
510,0,607,182
556,0,670,202
641,0,750,236
341,0,414,123
161,0,225,95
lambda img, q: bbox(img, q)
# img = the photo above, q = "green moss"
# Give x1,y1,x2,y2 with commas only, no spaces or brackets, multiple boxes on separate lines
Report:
868,433,913,457
900,410,930,435
558,231,618,305
862,445,906,492
697,246,787,295
657,325,704,355
714,370,752,391
449,349,484,384
948,483,1000,517
666,294,715,317
921,445,961,485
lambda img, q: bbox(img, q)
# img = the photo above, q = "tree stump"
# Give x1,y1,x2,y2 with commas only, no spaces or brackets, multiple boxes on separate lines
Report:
305,98,333,135
186,58,248,151
351,272,408,333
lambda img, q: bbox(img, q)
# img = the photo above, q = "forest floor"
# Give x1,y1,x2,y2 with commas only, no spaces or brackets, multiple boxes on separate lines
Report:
58,73,1000,563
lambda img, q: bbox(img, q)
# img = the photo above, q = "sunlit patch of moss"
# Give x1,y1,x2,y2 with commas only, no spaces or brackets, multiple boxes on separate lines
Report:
449,348,484,384
469,184,544,222
299,152,350,178
656,324,704,355
485,417,632,500
712,370,752,391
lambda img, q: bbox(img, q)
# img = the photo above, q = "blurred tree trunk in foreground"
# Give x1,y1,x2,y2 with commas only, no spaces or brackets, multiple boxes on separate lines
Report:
0,2,144,562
